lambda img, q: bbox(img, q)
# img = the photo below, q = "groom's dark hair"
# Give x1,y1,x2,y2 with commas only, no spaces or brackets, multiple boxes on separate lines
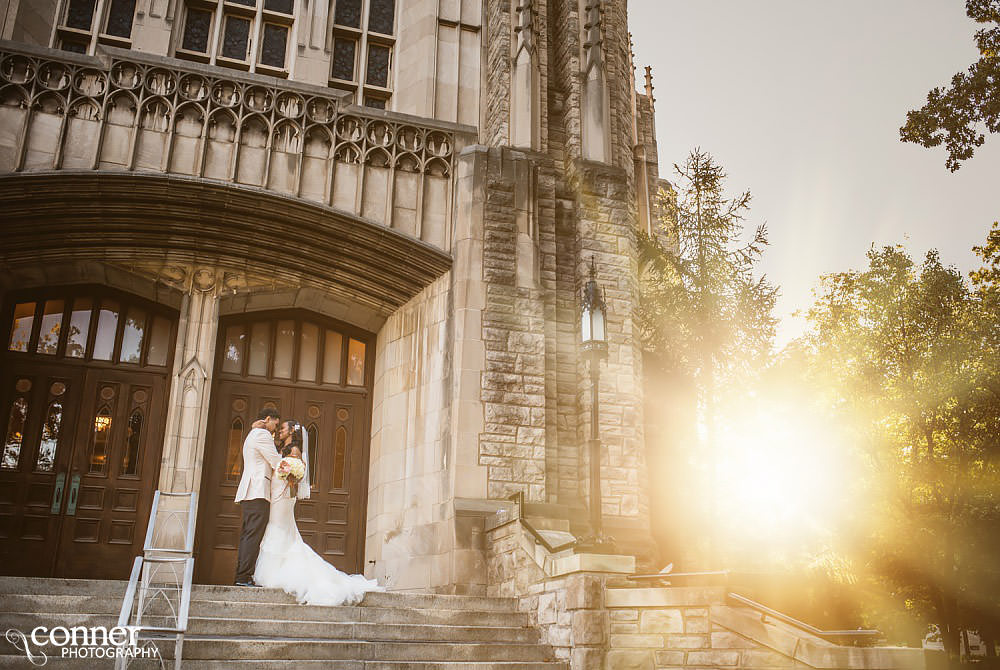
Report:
257,407,280,421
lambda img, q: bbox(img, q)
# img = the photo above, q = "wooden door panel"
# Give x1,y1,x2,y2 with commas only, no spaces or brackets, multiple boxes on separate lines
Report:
197,381,370,582
292,390,366,573
54,368,166,578
196,383,293,585
0,364,83,576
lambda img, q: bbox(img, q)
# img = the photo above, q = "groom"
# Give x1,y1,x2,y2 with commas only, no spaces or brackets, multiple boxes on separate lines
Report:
233,407,282,587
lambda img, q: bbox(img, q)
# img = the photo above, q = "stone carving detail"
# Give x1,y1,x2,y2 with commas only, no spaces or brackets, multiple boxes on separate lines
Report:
580,0,608,162
510,0,540,150
108,261,290,295
0,49,456,177
514,0,536,56
582,0,604,72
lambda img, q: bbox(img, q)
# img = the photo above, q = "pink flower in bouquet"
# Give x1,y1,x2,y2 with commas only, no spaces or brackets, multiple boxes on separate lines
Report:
277,456,305,482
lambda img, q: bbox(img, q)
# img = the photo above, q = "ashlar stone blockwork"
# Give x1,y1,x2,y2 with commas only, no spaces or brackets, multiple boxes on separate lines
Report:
478,147,549,501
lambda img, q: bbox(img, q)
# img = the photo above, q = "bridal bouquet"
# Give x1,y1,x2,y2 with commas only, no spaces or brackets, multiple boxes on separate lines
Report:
276,456,306,482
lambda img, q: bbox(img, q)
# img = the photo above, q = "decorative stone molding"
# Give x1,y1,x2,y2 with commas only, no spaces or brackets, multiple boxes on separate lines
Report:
0,171,452,316
0,45,458,174
514,0,537,56
0,42,473,252
510,0,541,150
580,0,609,163
582,0,604,73
158,283,220,494
108,261,293,296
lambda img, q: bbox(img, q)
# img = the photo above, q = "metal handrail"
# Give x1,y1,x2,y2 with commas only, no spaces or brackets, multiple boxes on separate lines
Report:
727,592,881,645
118,557,195,632
507,492,578,554
628,570,730,582
116,490,198,669
143,491,198,555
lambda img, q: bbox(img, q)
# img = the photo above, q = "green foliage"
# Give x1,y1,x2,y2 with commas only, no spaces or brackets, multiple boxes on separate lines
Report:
639,149,777,567
638,148,778,382
899,0,1000,171
801,240,1000,659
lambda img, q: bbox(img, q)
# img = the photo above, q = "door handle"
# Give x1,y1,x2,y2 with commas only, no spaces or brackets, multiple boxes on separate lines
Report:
50,472,67,514
66,473,81,516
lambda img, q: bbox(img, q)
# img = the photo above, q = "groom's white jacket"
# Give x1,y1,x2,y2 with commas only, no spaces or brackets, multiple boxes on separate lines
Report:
234,427,282,503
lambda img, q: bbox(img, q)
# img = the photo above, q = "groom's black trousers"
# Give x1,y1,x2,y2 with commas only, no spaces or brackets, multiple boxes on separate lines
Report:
235,498,269,583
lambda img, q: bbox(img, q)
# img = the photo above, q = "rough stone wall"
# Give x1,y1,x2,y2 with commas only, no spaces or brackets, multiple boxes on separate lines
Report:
604,586,940,670
486,519,610,670
604,0,638,178
606,588,730,670
549,0,584,171
478,147,548,501
553,195,583,505
544,0,586,507
570,162,648,526
474,0,654,526
485,0,552,150
534,162,564,503
484,0,512,146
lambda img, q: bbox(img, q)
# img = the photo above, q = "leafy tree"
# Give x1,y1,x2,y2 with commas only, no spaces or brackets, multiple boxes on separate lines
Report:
899,0,1000,171
801,242,1000,664
639,148,778,566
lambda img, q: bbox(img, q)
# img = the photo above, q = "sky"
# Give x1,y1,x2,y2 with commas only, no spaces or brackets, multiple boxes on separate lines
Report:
628,1,1000,346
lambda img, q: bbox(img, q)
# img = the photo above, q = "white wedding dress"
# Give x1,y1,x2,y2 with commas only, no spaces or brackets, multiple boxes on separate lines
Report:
254,472,383,606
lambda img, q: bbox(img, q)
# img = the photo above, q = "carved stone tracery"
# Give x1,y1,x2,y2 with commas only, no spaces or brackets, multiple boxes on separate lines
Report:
583,0,605,72
514,0,536,56
0,50,457,177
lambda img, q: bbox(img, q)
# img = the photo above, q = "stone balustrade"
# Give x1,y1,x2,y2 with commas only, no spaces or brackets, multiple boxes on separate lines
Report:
0,41,476,255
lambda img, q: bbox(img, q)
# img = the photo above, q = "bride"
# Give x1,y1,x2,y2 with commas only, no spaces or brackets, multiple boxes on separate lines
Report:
252,419,383,606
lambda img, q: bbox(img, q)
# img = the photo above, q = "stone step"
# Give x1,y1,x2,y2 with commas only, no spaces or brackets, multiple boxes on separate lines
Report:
0,612,539,644
140,638,557,662
0,577,520,612
0,577,128,598
0,594,529,627
0,578,559,669
0,656,568,670
1,637,555,663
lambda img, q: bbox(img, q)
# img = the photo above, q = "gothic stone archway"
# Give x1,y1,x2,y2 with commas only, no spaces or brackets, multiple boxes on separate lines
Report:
195,310,374,584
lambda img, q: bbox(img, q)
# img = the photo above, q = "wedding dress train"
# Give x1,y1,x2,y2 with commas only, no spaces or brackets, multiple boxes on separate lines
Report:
254,477,383,606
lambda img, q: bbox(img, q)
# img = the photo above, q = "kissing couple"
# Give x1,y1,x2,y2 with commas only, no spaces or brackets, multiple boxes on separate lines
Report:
232,408,383,605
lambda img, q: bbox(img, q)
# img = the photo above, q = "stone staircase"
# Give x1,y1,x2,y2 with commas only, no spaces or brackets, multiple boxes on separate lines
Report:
0,577,568,669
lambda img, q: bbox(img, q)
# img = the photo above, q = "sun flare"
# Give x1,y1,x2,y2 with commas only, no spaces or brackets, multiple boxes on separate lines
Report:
712,400,850,547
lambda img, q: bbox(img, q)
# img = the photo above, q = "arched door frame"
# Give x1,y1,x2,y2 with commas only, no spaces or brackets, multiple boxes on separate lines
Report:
195,307,376,583
0,284,179,578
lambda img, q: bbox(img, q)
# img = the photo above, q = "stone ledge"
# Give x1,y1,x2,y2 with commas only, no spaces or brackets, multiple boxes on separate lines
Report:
548,552,635,577
605,586,727,609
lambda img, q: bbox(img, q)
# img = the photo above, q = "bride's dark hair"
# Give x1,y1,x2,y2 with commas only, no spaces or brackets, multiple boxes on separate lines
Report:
282,420,303,457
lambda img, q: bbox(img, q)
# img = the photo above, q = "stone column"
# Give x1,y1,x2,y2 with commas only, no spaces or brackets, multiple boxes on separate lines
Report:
143,266,220,552
157,267,221,494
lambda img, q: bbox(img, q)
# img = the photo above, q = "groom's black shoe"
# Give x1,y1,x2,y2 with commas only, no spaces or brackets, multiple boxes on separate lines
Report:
234,580,262,587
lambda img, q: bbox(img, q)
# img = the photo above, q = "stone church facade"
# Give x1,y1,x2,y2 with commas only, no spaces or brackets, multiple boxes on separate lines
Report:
0,0,665,592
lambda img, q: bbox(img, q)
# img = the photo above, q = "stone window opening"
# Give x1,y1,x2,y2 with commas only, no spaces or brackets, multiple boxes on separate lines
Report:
52,0,138,54
176,0,295,76
328,0,396,109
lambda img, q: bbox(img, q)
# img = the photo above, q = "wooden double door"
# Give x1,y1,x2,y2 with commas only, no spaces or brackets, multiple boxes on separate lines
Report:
0,362,167,578
195,380,369,584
